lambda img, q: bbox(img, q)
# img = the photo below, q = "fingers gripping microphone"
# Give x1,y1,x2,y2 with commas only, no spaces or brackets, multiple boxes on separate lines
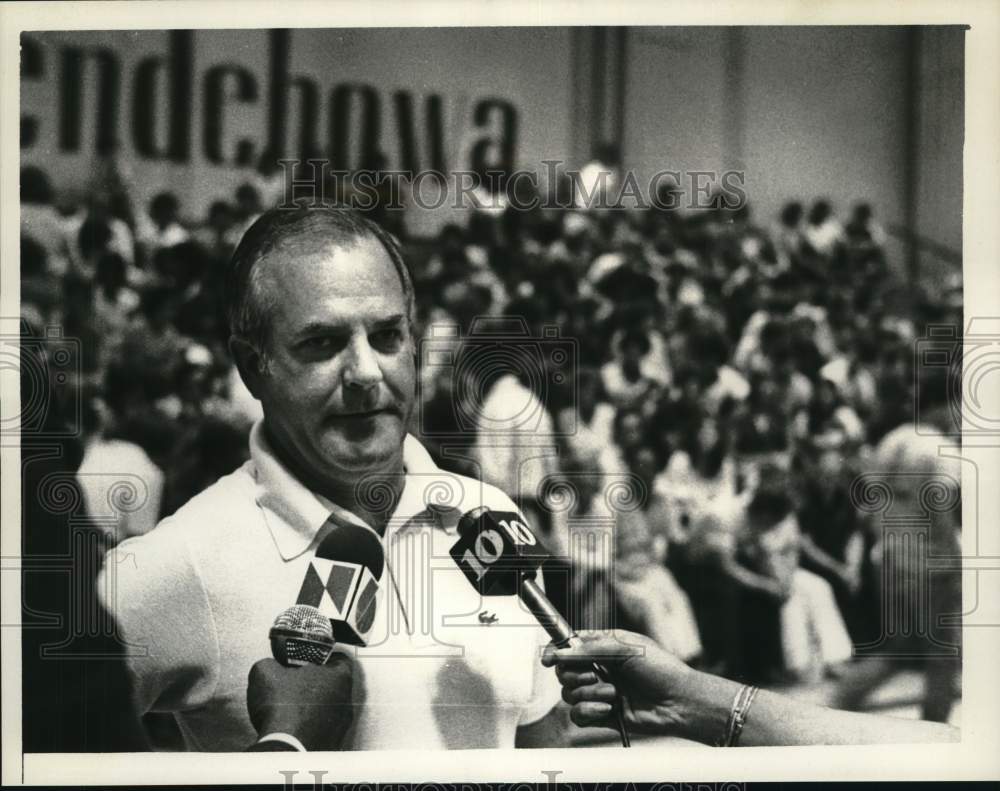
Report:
295,521,385,646
270,604,336,666
450,507,631,747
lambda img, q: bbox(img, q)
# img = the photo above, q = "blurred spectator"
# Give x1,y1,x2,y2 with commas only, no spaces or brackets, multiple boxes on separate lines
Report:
468,308,562,539
556,367,616,470
21,166,70,274
614,441,702,662
773,200,804,268
91,252,140,369
794,436,869,642
234,182,264,235
196,200,241,261
138,192,190,256
77,397,164,544
834,385,961,722
575,141,621,210
21,236,62,319
803,199,844,256
600,327,664,411
730,465,852,684
160,415,250,518
59,189,136,274
845,202,886,248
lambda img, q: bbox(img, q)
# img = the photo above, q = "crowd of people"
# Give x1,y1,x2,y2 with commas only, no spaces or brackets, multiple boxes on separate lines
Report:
20,155,963,747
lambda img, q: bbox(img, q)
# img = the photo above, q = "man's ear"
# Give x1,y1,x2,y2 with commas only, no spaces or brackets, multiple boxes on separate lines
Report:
229,335,265,399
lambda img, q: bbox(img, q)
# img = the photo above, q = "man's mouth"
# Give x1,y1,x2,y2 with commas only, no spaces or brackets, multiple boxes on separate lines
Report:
327,407,393,421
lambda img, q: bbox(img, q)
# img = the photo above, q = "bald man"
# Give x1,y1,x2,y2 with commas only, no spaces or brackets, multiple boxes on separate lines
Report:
100,207,564,751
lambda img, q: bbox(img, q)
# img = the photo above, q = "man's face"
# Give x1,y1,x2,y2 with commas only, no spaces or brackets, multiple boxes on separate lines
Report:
252,235,415,481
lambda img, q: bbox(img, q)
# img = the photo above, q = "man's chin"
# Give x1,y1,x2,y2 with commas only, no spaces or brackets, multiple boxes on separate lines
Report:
319,426,405,474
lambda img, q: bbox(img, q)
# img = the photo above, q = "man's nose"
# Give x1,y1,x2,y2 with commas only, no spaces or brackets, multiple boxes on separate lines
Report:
343,335,383,390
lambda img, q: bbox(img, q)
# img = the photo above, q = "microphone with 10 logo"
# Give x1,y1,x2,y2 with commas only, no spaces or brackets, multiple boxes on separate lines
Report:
450,506,632,747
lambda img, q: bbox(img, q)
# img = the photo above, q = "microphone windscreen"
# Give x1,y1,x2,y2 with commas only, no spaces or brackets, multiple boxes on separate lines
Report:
315,520,385,580
273,603,334,636
269,604,336,666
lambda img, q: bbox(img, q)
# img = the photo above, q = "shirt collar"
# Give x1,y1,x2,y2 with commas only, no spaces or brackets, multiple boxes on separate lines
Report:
249,420,453,560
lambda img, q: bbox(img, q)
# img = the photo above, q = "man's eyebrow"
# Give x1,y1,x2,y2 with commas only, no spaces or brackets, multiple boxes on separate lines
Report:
293,315,406,339
372,314,406,329
293,320,349,339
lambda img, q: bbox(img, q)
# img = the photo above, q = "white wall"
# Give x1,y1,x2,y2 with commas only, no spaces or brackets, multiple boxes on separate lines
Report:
740,27,910,231
913,27,965,259
624,27,911,231
624,27,732,186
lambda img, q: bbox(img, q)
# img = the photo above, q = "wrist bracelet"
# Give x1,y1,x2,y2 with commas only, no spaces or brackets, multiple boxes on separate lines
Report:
256,732,307,752
717,684,759,747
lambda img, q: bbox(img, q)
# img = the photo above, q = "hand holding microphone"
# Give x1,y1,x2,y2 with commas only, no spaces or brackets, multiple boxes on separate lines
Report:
247,521,386,752
450,507,632,747
247,653,355,751
247,604,357,751
541,630,694,737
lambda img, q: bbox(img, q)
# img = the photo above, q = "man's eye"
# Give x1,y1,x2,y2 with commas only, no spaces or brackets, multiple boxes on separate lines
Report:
301,336,335,351
371,328,404,349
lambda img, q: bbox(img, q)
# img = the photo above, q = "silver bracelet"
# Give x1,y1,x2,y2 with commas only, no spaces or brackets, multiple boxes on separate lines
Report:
717,684,759,747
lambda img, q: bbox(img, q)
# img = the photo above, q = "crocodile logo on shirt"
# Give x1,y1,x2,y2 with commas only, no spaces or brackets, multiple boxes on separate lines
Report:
478,610,499,625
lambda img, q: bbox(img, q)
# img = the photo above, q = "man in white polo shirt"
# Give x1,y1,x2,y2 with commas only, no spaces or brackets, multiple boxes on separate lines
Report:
99,207,563,751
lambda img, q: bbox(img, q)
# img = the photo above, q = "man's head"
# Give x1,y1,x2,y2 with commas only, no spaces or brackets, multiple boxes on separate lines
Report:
227,207,417,483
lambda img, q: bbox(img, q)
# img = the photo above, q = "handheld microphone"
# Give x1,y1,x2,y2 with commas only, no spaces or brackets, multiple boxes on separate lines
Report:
450,507,631,747
296,521,385,646
269,604,336,666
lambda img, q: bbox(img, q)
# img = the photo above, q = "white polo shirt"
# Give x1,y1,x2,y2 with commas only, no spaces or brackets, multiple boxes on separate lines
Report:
99,423,561,751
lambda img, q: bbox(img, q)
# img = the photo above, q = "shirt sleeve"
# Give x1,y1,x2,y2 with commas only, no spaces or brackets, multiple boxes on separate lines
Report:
97,521,220,715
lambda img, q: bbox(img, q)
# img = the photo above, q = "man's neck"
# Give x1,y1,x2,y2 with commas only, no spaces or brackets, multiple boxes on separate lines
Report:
264,423,406,535
321,465,406,535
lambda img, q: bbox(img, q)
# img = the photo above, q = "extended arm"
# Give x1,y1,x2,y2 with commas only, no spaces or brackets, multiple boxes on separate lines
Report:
542,631,958,746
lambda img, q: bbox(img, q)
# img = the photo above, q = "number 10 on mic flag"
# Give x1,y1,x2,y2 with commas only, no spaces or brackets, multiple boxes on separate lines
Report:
296,557,379,645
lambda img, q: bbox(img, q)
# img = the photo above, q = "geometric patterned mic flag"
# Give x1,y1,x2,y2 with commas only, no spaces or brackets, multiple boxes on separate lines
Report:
295,517,387,645
296,557,362,621
354,574,379,634
297,562,327,609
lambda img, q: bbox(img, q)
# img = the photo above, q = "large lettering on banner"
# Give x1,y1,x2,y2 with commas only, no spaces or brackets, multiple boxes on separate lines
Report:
21,29,520,180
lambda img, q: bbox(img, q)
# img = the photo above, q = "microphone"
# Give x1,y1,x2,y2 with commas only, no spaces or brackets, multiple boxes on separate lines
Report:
450,507,631,747
269,604,336,667
295,521,385,646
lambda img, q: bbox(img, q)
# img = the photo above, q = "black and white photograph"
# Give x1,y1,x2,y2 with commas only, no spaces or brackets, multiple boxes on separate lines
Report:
3,0,999,786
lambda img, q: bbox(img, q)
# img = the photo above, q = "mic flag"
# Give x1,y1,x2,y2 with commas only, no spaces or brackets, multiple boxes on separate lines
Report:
270,604,336,666
450,507,550,596
297,519,385,646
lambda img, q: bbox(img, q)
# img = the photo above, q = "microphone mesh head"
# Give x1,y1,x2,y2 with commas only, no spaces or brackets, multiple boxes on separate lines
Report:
270,605,335,666
273,604,334,638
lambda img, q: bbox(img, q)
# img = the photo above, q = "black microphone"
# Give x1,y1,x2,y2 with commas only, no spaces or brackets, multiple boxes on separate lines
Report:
269,604,336,667
295,521,385,646
450,507,631,747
